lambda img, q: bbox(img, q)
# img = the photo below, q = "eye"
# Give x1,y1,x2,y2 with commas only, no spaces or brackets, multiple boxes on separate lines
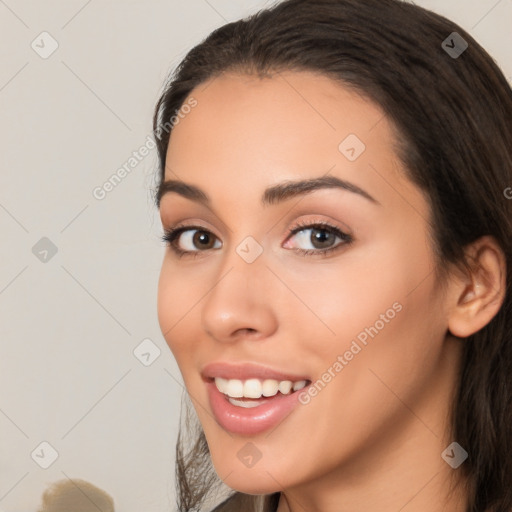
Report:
161,220,353,259
161,225,221,257
283,221,353,256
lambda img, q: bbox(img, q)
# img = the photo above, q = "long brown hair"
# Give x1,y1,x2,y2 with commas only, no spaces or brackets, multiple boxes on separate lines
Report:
152,1,512,510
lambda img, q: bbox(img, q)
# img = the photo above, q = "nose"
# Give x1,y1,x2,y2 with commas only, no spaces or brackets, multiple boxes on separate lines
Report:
200,245,278,344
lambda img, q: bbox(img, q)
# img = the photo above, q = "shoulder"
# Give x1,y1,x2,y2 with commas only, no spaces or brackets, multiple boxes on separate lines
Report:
210,494,240,512
210,495,232,512
210,492,280,512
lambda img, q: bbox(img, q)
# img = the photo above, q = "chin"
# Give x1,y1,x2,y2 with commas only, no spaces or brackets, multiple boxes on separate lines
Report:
222,475,283,495
209,453,287,494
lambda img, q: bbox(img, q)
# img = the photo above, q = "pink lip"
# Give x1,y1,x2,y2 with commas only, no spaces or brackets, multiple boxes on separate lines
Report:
201,361,310,382
206,380,309,435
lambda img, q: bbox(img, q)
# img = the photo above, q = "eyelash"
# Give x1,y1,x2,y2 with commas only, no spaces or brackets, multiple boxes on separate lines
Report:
160,220,353,259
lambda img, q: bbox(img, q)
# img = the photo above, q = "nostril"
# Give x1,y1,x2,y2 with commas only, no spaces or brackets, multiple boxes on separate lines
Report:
236,327,257,336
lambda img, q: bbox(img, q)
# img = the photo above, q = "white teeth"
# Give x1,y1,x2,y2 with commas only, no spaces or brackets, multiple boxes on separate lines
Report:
214,377,308,399
243,379,262,398
228,397,266,408
224,379,244,398
215,377,228,394
293,380,307,391
262,379,279,397
278,381,293,395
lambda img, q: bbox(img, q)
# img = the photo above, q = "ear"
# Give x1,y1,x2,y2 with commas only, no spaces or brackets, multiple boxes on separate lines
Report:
447,235,507,339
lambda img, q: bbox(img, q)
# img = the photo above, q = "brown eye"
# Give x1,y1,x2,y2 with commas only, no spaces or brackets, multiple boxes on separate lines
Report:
161,226,222,255
310,228,337,249
285,222,352,255
191,230,217,250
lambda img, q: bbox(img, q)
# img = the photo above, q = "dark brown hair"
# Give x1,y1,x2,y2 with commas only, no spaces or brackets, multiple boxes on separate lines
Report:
152,1,512,510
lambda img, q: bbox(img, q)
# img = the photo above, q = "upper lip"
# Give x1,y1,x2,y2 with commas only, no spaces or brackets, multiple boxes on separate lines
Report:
201,361,311,382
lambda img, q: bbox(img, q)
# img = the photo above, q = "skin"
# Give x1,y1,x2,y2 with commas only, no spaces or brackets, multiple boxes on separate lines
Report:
157,71,506,512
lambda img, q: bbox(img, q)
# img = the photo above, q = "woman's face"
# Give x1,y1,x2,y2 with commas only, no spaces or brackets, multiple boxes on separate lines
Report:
157,71,462,495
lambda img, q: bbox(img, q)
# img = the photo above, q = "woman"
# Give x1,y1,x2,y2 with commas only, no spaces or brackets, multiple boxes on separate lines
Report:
152,0,512,510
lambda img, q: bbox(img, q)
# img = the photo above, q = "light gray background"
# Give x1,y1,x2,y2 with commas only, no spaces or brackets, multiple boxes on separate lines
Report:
0,1,510,511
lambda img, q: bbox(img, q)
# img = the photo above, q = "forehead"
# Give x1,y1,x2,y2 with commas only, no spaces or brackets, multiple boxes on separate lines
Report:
167,70,390,155
163,70,415,211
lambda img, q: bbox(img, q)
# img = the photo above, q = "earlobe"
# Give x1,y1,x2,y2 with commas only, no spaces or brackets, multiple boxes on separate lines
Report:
447,236,506,339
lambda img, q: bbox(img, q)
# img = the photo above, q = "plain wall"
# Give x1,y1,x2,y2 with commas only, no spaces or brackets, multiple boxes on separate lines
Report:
0,0,510,511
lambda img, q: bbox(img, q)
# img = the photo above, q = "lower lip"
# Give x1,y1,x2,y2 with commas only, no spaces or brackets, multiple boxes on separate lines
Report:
206,380,307,435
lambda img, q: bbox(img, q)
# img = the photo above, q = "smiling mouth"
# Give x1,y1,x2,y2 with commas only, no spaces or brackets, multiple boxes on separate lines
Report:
211,377,311,407
204,370,313,434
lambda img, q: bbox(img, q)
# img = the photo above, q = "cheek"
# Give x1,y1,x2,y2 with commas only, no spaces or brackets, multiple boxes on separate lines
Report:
157,260,203,360
286,227,439,419
280,231,430,354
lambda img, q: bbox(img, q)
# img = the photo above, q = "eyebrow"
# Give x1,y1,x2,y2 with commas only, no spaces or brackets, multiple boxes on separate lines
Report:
156,175,380,208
